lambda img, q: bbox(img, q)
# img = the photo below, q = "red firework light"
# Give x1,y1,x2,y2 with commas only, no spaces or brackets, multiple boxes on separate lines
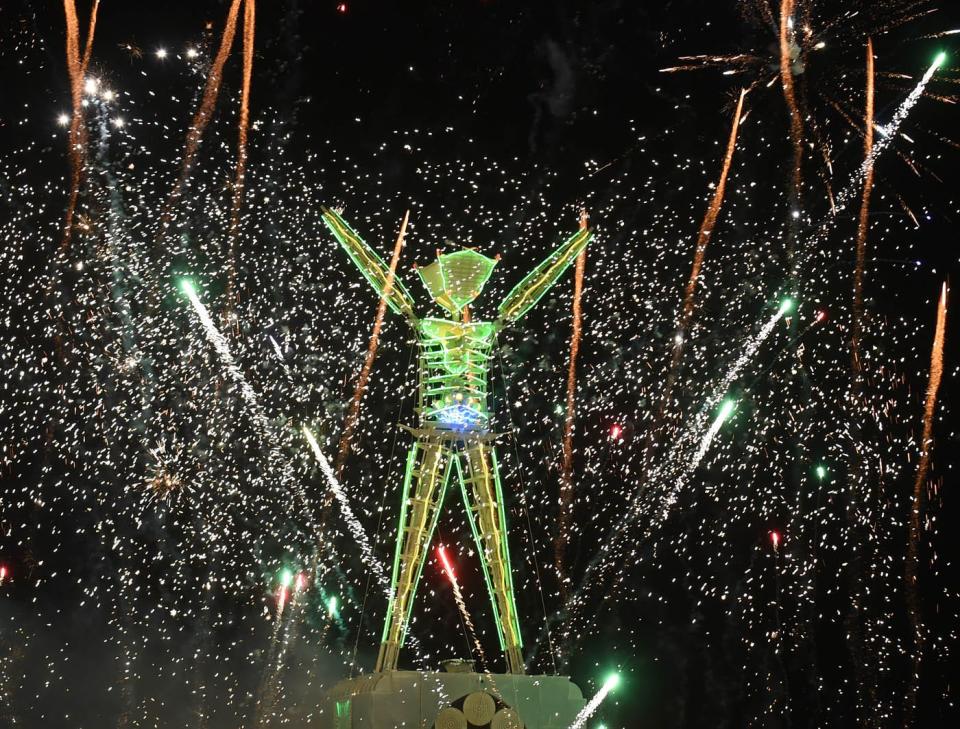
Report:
437,544,456,580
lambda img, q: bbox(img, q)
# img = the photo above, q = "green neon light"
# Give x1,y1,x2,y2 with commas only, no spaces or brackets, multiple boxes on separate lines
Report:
382,444,419,644
499,228,590,323
322,207,417,319
491,448,522,646
417,249,498,315
399,452,453,647
457,454,507,651
334,699,352,729
323,207,592,672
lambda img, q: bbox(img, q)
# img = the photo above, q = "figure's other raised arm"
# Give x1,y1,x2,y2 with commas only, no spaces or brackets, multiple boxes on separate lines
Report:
321,207,418,322
497,217,592,325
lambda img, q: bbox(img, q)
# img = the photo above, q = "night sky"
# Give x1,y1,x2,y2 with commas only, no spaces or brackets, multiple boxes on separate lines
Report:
2,1,960,728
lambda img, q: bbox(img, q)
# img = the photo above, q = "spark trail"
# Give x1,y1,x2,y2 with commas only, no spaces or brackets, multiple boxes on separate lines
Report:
437,545,497,681
851,39,875,374
303,427,445,679
552,301,792,655
555,208,589,594
665,400,736,509
677,89,746,338
568,674,619,729
638,304,790,534
60,0,99,253
303,426,387,591
225,0,256,315
779,0,804,209
834,53,945,214
643,89,747,465
182,280,269,436
904,282,948,726
255,572,307,727
846,39,878,723
182,280,320,537
799,52,947,269
690,300,792,432
335,210,409,477
187,281,437,674
166,0,242,217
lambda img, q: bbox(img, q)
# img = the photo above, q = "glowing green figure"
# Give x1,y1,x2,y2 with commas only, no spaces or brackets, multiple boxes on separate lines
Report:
322,207,591,674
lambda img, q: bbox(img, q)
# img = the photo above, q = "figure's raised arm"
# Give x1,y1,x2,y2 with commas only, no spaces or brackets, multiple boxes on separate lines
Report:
321,207,418,322
497,213,592,325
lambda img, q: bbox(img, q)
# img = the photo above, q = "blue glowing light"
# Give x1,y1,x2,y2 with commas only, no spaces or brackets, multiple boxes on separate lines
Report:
434,403,484,430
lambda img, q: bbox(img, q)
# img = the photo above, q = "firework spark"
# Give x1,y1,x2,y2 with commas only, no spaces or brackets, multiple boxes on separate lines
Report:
555,208,589,594
904,281,948,725
335,210,410,477
851,38,875,374
569,673,620,729
166,0,243,218
225,0,257,316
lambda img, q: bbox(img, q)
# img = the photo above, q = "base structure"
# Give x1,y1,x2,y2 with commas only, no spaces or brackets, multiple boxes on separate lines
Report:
314,668,585,729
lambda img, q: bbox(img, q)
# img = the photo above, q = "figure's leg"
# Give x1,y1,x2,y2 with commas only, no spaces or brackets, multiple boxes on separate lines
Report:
457,443,525,674
376,437,453,672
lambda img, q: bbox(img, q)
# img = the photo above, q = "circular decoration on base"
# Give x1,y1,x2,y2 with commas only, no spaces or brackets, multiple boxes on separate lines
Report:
435,706,468,729
463,691,497,725
491,707,524,729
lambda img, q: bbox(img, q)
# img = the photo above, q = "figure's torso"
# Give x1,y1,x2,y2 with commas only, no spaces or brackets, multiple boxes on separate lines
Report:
416,318,496,432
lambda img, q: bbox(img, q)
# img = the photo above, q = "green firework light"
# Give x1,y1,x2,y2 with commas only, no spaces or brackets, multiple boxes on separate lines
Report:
815,464,828,480
322,206,592,674
717,399,736,424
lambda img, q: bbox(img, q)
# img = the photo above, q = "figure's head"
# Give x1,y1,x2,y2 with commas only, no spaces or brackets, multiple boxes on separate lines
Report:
416,248,498,316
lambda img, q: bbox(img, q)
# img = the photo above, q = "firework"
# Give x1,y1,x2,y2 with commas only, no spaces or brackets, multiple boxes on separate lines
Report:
556,208,590,594
335,210,410,477
904,281,948,724
225,0,257,314
568,673,620,729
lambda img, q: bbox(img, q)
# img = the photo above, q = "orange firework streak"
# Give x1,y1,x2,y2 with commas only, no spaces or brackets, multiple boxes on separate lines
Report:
80,0,98,74
678,89,745,336
779,0,804,204
638,91,746,470
334,210,411,478
554,209,589,591
904,283,948,726
224,0,256,315
844,42,879,724
60,0,99,254
165,0,242,218
851,39,875,374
